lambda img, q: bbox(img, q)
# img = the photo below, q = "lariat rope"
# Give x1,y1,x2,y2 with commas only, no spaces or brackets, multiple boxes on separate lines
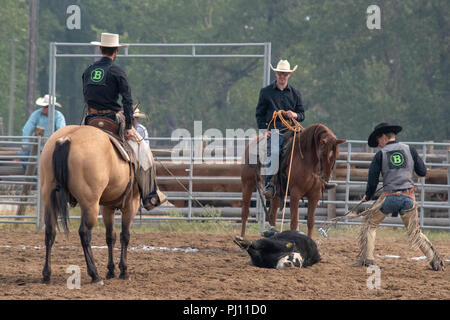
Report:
266,111,304,232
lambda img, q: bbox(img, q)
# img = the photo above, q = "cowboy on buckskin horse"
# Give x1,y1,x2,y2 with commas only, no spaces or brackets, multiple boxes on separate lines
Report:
355,122,445,271
256,59,335,199
82,32,165,210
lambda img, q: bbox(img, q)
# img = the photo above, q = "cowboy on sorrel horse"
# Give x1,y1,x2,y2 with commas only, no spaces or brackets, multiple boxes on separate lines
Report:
40,125,141,284
241,123,346,238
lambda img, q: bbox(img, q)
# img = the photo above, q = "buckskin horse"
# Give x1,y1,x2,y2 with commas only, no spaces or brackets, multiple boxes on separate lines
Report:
40,125,140,284
240,123,346,238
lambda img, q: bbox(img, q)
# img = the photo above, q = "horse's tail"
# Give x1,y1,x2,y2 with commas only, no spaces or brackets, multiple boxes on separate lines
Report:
50,137,71,234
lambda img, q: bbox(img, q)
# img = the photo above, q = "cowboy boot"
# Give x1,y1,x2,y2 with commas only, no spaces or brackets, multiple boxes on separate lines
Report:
263,175,275,199
143,187,167,211
401,205,445,271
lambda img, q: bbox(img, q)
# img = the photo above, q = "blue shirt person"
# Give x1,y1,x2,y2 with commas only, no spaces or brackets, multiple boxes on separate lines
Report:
20,94,66,161
133,108,149,145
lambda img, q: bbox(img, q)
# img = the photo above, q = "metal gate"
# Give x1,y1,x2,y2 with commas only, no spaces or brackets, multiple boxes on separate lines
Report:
0,135,42,228
0,136,448,231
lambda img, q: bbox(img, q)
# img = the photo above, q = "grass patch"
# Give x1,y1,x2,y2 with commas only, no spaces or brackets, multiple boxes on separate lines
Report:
1,205,449,241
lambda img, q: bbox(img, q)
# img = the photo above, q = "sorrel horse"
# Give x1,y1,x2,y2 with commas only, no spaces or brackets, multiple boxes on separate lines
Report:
40,125,140,284
240,124,346,238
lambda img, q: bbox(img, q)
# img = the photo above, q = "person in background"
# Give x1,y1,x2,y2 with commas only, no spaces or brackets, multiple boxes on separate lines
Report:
133,108,149,146
20,94,66,161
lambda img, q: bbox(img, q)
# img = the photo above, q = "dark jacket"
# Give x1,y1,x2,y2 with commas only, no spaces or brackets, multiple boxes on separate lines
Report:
82,57,133,129
255,81,304,129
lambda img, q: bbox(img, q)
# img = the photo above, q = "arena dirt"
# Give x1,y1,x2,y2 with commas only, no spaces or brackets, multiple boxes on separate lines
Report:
0,230,448,300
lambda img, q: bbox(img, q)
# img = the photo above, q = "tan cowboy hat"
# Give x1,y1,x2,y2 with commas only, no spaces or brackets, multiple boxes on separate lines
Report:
90,32,129,48
35,94,61,108
133,108,148,119
270,60,298,73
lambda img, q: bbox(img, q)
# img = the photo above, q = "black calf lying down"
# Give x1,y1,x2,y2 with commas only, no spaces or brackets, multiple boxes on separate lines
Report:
234,230,321,269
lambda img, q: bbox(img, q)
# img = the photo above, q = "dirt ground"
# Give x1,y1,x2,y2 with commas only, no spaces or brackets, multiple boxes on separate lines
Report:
0,228,449,300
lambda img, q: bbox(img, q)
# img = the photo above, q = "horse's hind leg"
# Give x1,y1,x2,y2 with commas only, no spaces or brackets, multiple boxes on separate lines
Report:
42,206,56,284
102,206,116,279
118,197,139,280
79,206,103,284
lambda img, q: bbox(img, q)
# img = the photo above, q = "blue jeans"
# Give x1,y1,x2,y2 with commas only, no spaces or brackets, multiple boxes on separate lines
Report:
18,149,31,170
380,195,414,216
264,126,286,187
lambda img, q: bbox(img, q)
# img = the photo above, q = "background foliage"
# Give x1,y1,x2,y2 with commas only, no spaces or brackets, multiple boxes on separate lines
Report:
0,0,448,140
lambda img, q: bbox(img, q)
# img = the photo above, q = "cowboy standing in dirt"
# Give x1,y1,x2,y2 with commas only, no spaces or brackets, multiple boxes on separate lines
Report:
255,60,305,199
355,122,445,271
82,32,165,210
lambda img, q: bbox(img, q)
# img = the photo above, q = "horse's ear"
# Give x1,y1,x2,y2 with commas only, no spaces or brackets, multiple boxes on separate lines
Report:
336,139,346,145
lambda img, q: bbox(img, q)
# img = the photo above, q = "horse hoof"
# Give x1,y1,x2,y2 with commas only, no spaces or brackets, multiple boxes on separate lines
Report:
119,273,131,281
41,278,51,285
106,272,115,279
92,278,104,286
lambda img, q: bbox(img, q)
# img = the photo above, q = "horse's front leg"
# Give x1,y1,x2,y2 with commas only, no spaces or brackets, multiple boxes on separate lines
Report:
306,198,320,238
268,195,280,228
240,175,256,237
79,207,103,284
289,189,302,231
102,206,117,279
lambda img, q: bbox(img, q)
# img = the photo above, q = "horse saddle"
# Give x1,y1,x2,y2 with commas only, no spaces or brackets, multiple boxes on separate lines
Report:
85,114,120,136
85,115,134,164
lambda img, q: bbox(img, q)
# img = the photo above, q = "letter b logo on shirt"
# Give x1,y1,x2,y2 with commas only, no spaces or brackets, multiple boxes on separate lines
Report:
90,68,105,82
387,150,406,169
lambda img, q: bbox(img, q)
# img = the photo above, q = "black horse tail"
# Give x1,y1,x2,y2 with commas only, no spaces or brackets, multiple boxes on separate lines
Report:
50,137,72,234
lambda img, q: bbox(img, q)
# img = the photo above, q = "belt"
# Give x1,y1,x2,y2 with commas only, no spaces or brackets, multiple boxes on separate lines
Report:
385,187,415,199
88,107,117,115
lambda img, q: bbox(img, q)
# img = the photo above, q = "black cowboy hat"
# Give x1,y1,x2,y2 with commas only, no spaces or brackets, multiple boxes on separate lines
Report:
368,122,402,147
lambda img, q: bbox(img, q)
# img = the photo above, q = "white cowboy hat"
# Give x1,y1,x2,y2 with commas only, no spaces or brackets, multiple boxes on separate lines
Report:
90,32,129,48
133,108,148,119
35,94,61,108
270,60,298,73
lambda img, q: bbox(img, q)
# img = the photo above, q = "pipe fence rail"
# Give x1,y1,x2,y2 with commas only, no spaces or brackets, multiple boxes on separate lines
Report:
0,135,42,228
0,136,448,231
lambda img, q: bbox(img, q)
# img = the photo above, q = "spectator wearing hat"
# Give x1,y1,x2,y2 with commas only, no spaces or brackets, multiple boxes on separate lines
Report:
355,122,445,271
133,108,149,146
20,94,66,159
255,59,305,198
